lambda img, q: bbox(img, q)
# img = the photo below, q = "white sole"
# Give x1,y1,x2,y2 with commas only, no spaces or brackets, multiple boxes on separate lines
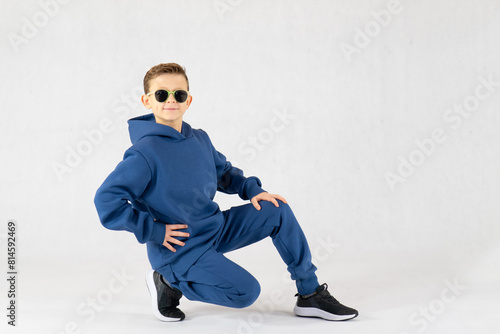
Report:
145,270,183,322
294,305,358,321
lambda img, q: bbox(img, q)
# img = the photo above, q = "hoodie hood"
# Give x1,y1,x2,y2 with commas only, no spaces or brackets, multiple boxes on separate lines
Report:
128,113,193,144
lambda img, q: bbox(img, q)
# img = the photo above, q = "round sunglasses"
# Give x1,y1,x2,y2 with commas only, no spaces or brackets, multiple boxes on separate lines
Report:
147,89,190,103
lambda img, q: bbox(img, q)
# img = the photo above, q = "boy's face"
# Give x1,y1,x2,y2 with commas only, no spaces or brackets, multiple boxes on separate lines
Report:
141,74,192,130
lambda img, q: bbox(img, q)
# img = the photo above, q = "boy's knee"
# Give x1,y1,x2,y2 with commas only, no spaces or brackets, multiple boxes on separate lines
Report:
231,279,261,308
260,201,293,224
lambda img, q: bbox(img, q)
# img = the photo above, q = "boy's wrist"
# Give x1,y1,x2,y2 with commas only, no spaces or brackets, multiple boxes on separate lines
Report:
150,220,167,244
241,177,265,201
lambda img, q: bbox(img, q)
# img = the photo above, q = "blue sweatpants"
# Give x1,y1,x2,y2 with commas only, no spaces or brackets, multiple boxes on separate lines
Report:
164,201,319,308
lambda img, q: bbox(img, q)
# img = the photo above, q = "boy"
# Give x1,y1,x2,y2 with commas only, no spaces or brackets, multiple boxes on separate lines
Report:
94,63,358,322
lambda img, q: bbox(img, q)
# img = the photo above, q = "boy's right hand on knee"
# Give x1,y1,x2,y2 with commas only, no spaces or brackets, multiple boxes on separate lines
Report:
161,224,190,252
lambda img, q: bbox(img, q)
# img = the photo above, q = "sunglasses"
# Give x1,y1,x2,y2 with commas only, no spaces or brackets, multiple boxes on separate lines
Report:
147,89,190,103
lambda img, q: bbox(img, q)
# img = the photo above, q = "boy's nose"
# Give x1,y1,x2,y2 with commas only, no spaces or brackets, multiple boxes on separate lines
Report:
166,93,176,103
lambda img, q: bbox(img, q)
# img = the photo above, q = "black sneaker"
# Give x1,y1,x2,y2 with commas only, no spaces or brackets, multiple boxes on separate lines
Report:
145,269,185,321
294,283,358,321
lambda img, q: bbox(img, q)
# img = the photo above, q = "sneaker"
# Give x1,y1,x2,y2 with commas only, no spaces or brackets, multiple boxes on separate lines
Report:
145,269,185,321
294,283,358,321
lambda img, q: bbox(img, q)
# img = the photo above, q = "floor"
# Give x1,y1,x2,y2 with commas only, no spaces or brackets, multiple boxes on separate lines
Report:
2,244,499,334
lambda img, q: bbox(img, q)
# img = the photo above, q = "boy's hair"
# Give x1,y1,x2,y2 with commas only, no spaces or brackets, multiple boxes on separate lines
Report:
143,63,190,94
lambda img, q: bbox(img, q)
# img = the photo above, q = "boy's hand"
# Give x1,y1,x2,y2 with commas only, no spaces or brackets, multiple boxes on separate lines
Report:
162,224,190,252
251,192,287,211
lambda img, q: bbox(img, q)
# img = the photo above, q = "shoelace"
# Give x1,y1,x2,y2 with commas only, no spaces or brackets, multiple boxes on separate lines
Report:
317,284,340,304
295,283,339,303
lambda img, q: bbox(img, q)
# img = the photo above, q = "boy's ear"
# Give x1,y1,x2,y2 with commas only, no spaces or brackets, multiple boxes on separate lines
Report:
141,94,152,109
186,94,193,108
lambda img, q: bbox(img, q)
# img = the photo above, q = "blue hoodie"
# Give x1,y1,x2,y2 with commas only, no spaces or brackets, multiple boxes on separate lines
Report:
94,114,265,272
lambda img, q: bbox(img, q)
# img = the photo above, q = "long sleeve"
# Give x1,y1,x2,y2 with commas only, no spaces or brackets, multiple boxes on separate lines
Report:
94,149,166,245
206,134,265,200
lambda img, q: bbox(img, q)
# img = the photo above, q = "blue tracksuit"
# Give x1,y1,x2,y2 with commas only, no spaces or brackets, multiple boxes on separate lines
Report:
94,114,319,307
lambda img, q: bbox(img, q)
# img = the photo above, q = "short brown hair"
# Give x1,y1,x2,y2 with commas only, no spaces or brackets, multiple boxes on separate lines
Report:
143,63,190,94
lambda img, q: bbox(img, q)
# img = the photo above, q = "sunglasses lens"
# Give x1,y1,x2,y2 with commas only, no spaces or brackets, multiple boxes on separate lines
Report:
175,90,188,103
153,90,188,103
155,90,169,102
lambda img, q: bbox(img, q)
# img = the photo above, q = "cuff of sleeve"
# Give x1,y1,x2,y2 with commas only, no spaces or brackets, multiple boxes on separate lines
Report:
240,177,265,200
149,221,166,245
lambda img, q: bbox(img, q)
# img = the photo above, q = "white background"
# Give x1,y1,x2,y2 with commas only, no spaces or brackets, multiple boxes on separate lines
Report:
1,0,499,333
